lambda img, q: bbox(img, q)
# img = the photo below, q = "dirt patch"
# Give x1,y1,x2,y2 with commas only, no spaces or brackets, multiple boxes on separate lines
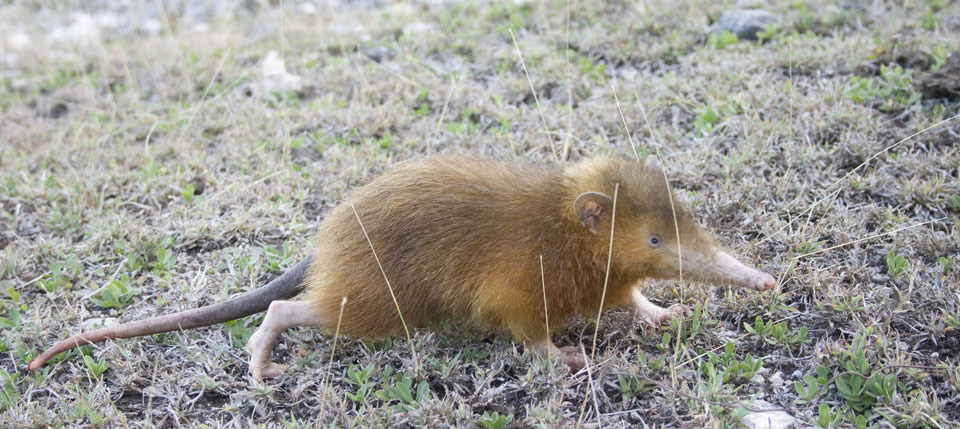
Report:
917,53,960,101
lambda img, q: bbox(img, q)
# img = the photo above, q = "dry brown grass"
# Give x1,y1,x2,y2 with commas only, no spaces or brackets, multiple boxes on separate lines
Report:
2,0,959,427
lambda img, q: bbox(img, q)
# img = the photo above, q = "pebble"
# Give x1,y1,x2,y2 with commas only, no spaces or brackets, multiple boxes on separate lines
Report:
82,317,120,332
715,9,780,41
769,371,785,389
739,400,796,429
299,2,318,15
47,13,100,45
253,51,303,96
6,32,31,50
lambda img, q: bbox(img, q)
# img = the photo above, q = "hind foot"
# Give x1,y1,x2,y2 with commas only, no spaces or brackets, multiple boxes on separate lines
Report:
250,362,286,380
245,300,326,381
246,326,286,380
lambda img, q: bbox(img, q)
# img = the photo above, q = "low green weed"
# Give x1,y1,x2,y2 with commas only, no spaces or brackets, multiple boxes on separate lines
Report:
224,316,255,348
928,44,948,71
617,373,656,399
476,411,513,429
264,241,297,271
794,365,830,404
708,30,739,49
844,65,920,112
0,305,22,329
181,184,195,203
151,247,177,272
91,275,138,310
835,332,897,413
816,403,844,428
795,328,899,427
744,316,810,349
374,370,430,412
698,341,763,386
796,239,825,256
0,369,18,412
83,355,109,379
886,250,907,279
343,363,376,404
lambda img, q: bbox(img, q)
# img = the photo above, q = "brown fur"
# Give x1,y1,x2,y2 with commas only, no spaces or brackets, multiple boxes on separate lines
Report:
303,156,716,343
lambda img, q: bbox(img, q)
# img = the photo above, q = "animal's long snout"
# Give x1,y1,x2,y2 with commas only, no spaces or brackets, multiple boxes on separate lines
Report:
687,250,776,291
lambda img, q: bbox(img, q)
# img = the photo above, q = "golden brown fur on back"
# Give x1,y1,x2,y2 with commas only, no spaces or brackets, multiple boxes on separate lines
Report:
302,156,710,342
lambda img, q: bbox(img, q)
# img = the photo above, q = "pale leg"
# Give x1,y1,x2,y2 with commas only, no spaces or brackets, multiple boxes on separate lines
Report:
528,338,587,371
246,300,325,380
630,289,687,326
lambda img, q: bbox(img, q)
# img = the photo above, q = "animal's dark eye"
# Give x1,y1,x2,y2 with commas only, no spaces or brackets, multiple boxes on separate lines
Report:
649,235,661,247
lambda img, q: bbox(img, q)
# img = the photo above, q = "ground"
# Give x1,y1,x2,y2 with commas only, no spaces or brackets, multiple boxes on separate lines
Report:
1,0,960,427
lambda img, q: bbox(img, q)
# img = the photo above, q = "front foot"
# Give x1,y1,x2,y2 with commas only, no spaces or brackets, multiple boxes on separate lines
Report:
643,303,689,327
558,346,587,371
530,340,589,372
631,289,688,327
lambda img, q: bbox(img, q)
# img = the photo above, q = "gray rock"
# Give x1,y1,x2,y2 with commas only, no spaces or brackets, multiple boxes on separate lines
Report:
363,46,395,63
251,51,303,96
82,317,120,332
739,400,795,429
769,371,785,389
716,9,780,41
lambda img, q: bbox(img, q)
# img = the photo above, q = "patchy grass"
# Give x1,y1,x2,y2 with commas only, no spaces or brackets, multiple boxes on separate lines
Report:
2,0,959,426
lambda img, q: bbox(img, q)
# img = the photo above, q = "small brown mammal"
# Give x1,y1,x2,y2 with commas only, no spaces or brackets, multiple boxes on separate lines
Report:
30,156,775,378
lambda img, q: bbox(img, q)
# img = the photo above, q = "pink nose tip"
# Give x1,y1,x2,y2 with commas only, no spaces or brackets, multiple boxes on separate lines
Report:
758,274,776,291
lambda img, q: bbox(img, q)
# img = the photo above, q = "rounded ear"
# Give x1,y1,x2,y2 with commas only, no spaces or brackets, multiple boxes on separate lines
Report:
574,191,614,234
645,155,661,172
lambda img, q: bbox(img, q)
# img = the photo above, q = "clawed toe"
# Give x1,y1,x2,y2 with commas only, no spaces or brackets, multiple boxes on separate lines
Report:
558,346,587,371
250,362,286,381
260,362,286,379
666,304,689,316
644,304,689,327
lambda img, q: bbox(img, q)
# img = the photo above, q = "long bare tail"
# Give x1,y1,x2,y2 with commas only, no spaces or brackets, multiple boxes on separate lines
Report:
28,255,314,370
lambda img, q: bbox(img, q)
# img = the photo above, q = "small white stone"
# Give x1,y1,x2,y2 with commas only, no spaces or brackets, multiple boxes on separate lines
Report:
96,12,119,29
769,371,785,389
82,317,120,332
739,400,795,429
299,2,318,15
252,51,303,96
48,13,100,45
750,373,765,386
140,19,163,37
6,32,30,50
261,51,288,77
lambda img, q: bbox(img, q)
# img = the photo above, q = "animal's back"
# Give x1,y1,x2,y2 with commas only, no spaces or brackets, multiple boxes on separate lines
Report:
303,157,569,337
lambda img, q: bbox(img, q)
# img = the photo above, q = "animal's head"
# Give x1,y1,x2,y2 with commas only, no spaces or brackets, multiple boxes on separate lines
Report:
568,155,774,291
